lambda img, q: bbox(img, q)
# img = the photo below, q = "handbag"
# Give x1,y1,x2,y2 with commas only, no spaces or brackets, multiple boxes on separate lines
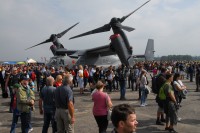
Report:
107,108,112,121
180,89,188,99
106,93,112,121
145,85,151,94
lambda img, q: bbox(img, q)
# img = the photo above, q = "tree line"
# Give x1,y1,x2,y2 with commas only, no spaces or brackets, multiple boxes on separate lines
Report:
154,55,200,61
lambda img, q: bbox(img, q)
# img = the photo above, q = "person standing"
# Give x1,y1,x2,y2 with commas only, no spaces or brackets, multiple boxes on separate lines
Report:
139,70,148,107
111,104,138,133
55,74,75,133
77,65,84,94
161,73,178,132
195,65,200,92
83,65,89,89
16,76,35,133
156,67,167,125
5,67,21,113
10,84,21,133
0,66,6,97
39,76,57,133
92,80,112,133
188,64,194,82
118,64,128,100
173,73,187,106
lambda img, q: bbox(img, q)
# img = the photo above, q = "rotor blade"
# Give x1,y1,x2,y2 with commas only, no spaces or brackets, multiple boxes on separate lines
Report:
120,0,151,22
69,24,111,39
25,39,51,50
115,23,135,32
57,22,79,38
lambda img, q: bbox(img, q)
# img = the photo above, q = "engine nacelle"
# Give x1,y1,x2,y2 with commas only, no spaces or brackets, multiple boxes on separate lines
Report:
110,34,132,66
50,45,57,56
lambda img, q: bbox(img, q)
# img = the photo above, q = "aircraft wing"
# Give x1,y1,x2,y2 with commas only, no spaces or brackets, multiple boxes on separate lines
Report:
85,44,116,56
65,50,78,56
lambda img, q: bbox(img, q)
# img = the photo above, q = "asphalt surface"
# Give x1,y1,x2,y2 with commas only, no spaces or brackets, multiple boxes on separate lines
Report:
0,77,200,133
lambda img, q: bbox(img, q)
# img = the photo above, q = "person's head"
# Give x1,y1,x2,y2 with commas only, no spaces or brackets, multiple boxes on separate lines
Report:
167,66,172,73
173,73,180,81
12,67,18,75
55,75,63,82
140,70,147,80
84,65,88,69
46,76,55,86
62,74,73,86
96,80,104,90
20,76,29,87
160,67,167,74
166,73,173,82
79,65,83,70
111,104,138,133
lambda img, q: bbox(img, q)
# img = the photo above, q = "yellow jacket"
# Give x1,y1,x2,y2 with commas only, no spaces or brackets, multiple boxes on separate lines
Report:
16,84,35,113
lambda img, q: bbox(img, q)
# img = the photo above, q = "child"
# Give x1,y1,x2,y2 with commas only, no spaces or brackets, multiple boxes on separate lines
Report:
29,78,35,91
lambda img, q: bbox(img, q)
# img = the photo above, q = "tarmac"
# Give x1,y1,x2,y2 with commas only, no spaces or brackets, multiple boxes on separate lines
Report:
0,77,200,133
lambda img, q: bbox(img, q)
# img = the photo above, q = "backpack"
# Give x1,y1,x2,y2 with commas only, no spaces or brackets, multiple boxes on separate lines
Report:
8,74,20,87
151,75,158,94
158,85,166,100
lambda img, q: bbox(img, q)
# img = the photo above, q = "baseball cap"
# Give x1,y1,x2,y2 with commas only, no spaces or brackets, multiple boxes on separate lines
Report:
20,76,28,81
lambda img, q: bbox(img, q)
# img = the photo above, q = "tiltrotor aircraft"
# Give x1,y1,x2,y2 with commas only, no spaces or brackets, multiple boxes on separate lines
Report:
69,0,154,67
26,0,154,68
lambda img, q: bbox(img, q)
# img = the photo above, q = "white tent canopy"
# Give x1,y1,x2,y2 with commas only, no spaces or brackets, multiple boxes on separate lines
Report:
26,58,37,63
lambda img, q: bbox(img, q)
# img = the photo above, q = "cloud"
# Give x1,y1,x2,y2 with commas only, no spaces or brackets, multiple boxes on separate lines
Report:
0,0,200,61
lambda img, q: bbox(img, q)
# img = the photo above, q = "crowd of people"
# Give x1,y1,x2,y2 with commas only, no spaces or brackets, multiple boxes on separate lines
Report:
0,60,200,133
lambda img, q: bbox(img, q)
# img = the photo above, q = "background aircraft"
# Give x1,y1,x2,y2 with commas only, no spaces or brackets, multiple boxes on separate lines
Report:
26,0,154,68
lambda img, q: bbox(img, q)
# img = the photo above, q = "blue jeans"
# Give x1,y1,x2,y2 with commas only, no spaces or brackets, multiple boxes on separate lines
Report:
10,109,20,133
84,78,88,88
140,86,147,105
120,80,126,99
42,111,57,133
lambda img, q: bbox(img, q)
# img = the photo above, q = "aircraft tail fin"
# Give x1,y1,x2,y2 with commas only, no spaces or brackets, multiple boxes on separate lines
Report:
133,39,155,61
144,39,155,61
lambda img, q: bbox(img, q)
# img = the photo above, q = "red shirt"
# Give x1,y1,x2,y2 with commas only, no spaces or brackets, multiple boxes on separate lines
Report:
92,91,110,116
54,82,62,87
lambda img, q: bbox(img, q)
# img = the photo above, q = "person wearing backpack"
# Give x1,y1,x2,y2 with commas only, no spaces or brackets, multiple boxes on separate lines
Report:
159,73,178,132
155,67,167,125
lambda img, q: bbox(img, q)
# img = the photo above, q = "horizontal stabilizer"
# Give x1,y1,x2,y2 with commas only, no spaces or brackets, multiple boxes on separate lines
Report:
134,39,155,61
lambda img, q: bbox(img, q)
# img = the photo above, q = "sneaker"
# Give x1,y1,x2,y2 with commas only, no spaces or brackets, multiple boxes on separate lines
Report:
177,117,182,122
161,119,166,122
169,128,178,133
165,127,170,130
144,103,148,106
28,128,33,133
140,104,145,107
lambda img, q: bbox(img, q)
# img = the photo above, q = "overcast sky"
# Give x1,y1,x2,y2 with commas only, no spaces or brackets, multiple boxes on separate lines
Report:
0,0,200,62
